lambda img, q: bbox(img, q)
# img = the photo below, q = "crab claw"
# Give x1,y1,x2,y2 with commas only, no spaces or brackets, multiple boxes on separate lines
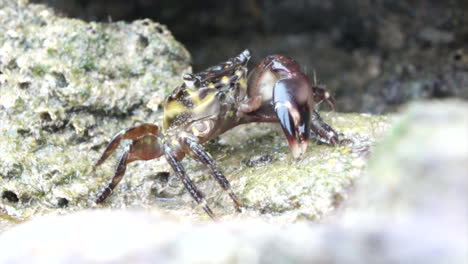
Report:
273,77,312,158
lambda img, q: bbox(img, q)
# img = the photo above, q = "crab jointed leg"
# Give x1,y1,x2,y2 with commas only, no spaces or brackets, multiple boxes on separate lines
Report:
95,152,129,204
163,142,217,220
93,123,162,204
95,135,163,203
183,137,242,212
310,110,340,145
92,123,160,170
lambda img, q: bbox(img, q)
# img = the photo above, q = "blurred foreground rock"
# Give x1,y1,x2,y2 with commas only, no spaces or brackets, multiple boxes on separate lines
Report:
0,208,462,264
343,100,468,222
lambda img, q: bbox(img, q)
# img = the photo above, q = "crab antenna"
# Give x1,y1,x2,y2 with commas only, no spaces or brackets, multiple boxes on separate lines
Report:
312,69,317,86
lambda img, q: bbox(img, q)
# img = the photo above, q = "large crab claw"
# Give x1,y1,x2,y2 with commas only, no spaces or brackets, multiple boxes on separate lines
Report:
273,75,313,158
243,55,341,158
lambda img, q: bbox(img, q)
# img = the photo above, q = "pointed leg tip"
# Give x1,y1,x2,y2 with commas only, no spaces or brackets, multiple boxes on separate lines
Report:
228,192,243,213
203,205,218,221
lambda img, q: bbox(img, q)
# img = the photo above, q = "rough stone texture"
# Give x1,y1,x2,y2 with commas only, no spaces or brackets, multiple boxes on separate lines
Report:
0,0,191,227
0,100,466,263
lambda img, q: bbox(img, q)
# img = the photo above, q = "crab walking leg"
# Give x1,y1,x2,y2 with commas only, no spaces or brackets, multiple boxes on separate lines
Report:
95,135,163,203
310,110,340,146
93,123,160,170
184,137,242,212
163,143,217,220
96,152,129,203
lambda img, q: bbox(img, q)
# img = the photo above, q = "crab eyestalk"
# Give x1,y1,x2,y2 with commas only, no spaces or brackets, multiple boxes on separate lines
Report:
236,49,251,64
312,85,336,111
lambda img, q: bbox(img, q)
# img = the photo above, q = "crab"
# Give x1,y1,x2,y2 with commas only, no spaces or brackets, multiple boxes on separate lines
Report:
92,49,342,219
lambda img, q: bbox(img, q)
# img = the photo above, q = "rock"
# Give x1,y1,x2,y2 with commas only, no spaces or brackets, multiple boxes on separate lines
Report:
0,208,462,263
0,0,190,229
338,100,468,262
343,100,468,222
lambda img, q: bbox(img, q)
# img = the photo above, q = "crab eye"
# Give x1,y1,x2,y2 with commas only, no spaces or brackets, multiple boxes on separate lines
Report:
242,49,251,58
237,49,251,64
210,65,223,73
183,74,197,89
223,61,232,69
183,74,194,81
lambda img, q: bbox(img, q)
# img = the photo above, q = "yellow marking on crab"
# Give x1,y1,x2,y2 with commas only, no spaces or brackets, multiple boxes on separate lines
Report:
207,83,215,89
221,76,229,84
239,77,247,89
163,100,188,129
225,110,235,119
185,87,200,99
193,92,216,114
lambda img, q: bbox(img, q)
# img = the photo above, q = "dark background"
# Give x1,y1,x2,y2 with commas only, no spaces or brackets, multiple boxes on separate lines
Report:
31,0,468,113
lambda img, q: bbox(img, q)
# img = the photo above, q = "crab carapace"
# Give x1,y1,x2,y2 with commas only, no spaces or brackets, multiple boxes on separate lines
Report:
92,49,342,219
